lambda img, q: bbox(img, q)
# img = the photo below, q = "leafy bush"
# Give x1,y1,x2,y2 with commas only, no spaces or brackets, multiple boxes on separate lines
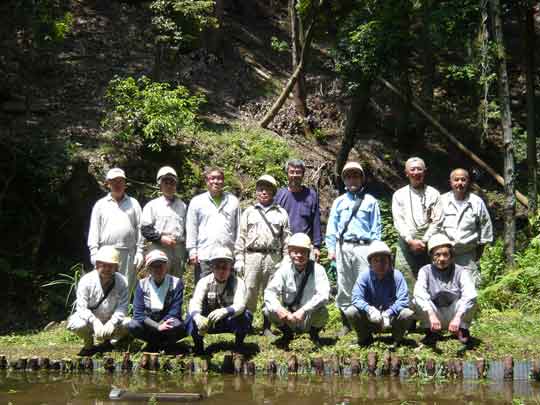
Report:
103,76,205,152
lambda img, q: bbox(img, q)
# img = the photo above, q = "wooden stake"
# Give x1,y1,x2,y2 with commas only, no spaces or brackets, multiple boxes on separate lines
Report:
367,352,377,376
503,356,513,380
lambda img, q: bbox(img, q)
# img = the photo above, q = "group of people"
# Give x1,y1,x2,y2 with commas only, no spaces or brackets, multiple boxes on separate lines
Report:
67,157,493,356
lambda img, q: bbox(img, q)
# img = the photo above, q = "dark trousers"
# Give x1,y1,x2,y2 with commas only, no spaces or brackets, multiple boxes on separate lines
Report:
194,261,212,284
186,311,253,344
128,318,185,347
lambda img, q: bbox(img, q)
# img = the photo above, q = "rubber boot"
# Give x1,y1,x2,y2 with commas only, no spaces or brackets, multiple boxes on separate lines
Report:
261,315,276,338
234,333,246,353
337,310,351,337
193,336,205,355
309,327,322,346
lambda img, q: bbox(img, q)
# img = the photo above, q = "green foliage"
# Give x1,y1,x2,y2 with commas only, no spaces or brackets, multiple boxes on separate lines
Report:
150,0,216,49
379,198,398,252
103,76,205,152
41,263,83,309
270,36,289,53
479,239,506,288
14,0,73,45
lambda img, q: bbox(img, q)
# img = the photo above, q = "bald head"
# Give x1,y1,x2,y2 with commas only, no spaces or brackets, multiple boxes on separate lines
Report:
450,168,469,180
449,168,470,199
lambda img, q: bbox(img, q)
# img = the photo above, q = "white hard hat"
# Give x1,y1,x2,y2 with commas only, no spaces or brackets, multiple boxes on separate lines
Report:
209,247,234,262
428,234,454,253
256,174,278,189
95,246,120,265
288,233,312,250
341,162,364,177
156,166,177,183
145,249,169,267
106,168,126,180
367,241,392,261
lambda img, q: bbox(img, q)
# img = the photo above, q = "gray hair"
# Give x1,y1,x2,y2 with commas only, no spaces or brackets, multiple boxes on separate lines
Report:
285,159,306,172
405,157,426,170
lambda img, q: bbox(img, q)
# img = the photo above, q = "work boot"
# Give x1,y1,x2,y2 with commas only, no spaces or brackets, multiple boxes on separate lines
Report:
421,329,439,346
97,340,114,353
309,327,322,347
77,345,98,357
357,334,374,348
261,315,274,337
457,328,471,345
192,337,205,355
337,310,351,337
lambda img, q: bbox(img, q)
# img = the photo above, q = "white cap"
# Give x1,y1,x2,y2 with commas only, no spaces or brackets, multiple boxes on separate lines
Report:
367,241,392,261
106,168,126,180
209,247,234,262
428,234,454,253
256,174,278,189
341,162,364,177
156,166,177,183
145,250,169,267
288,233,312,250
95,246,120,265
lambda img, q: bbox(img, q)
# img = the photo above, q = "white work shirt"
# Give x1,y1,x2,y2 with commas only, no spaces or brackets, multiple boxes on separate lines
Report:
264,259,329,314
188,274,247,317
87,193,143,257
141,196,187,242
392,185,443,243
74,270,129,325
441,191,493,252
185,191,241,261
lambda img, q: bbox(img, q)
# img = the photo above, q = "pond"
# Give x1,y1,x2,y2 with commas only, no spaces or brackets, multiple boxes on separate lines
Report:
2,372,540,404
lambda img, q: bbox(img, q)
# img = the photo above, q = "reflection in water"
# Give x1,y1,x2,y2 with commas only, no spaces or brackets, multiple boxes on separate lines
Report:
1,370,540,404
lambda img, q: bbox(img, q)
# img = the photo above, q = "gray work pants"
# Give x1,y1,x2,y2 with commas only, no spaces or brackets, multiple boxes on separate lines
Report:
454,248,480,287
264,306,328,333
67,313,130,347
244,251,281,313
412,299,477,330
115,247,137,297
336,242,370,311
148,242,186,279
345,306,414,342
394,239,429,299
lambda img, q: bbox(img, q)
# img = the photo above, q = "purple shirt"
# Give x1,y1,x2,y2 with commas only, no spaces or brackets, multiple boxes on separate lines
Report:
275,187,322,248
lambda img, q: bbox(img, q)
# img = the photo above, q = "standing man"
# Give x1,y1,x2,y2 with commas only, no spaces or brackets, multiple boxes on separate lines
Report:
186,167,241,283
275,159,322,261
186,247,252,355
88,168,144,293
67,246,130,356
348,241,413,347
235,174,290,336
392,157,443,295
441,168,493,286
141,166,187,278
326,162,382,337
264,233,330,345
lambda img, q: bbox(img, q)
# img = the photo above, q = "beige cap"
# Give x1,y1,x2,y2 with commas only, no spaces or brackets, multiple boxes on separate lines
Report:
256,174,278,189
209,247,234,262
428,234,454,253
156,166,177,182
341,162,364,177
367,241,392,261
95,246,120,265
288,233,312,250
106,168,126,180
145,249,169,267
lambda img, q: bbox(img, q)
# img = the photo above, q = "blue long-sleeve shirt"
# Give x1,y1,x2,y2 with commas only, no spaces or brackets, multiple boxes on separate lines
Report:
325,191,382,254
133,275,184,323
274,187,322,248
351,269,409,316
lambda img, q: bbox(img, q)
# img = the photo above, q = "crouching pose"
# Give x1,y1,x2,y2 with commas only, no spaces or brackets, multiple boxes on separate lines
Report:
186,247,252,354
346,241,414,347
67,246,130,356
128,250,185,352
413,234,477,346
264,233,330,345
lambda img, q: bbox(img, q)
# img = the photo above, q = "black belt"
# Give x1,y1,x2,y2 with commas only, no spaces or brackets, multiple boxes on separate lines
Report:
342,239,370,245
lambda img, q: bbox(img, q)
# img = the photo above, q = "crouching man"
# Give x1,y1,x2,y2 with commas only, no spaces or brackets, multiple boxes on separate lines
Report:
264,233,330,345
128,250,185,353
67,246,130,356
346,241,413,347
186,247,252,354
413,234,477,346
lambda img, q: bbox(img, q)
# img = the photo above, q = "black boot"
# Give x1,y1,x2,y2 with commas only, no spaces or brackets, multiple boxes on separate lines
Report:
338,310,351,337
261,315,276,338
193,336,205,355
309,327,322,346
234,333,246,353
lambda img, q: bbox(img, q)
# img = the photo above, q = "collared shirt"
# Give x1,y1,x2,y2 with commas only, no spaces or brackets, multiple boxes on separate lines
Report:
185,191,241,261
87,193,143,256
74,270,128,325
351,269,409,316
274,187,322,248
392,185,443,243
189,274,247,317
325,191,382,255
235,203,291,263
441,191,493,251
264,259,329,314
414,263,477,315
141,196,187,242
133,274,183,323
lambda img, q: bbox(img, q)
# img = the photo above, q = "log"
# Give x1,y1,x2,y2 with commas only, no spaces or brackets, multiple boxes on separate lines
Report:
380,352,391,376
425,358,436,377
351,358,361,376
390,355,401,377
109,388,203,402
454,359,463,378
378,76,528,208
150,354,160,371
531,359,540,381
222,354,234,374
16,358,28,370
83,357,93,371
234,353,244,374
288,355,298,373
0,355,7,369
39,357,50,370
367,352,377,376
476,358,486,379
199,357,209,373
140,353,151,370
267,360,278,374
312,357,324,375
50,360,61,371
103,357,115,373
503,356,513,380
245,361,256,375
121,353,133,371
28,357,40,371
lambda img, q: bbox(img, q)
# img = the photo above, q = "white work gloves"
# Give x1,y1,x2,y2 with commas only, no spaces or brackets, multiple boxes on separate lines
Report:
194,314,210,336
234,261,244,278
101,320,116,339
92,318,105,340
367,306,382,324
381,310,392,330
208,308,229,324
134,252,144,270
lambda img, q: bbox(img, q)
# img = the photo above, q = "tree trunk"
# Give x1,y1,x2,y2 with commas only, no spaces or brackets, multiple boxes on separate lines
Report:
394,7,412,145
335,80,372,193
418,0,434,140
490,0,515,265
523,2,537,219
